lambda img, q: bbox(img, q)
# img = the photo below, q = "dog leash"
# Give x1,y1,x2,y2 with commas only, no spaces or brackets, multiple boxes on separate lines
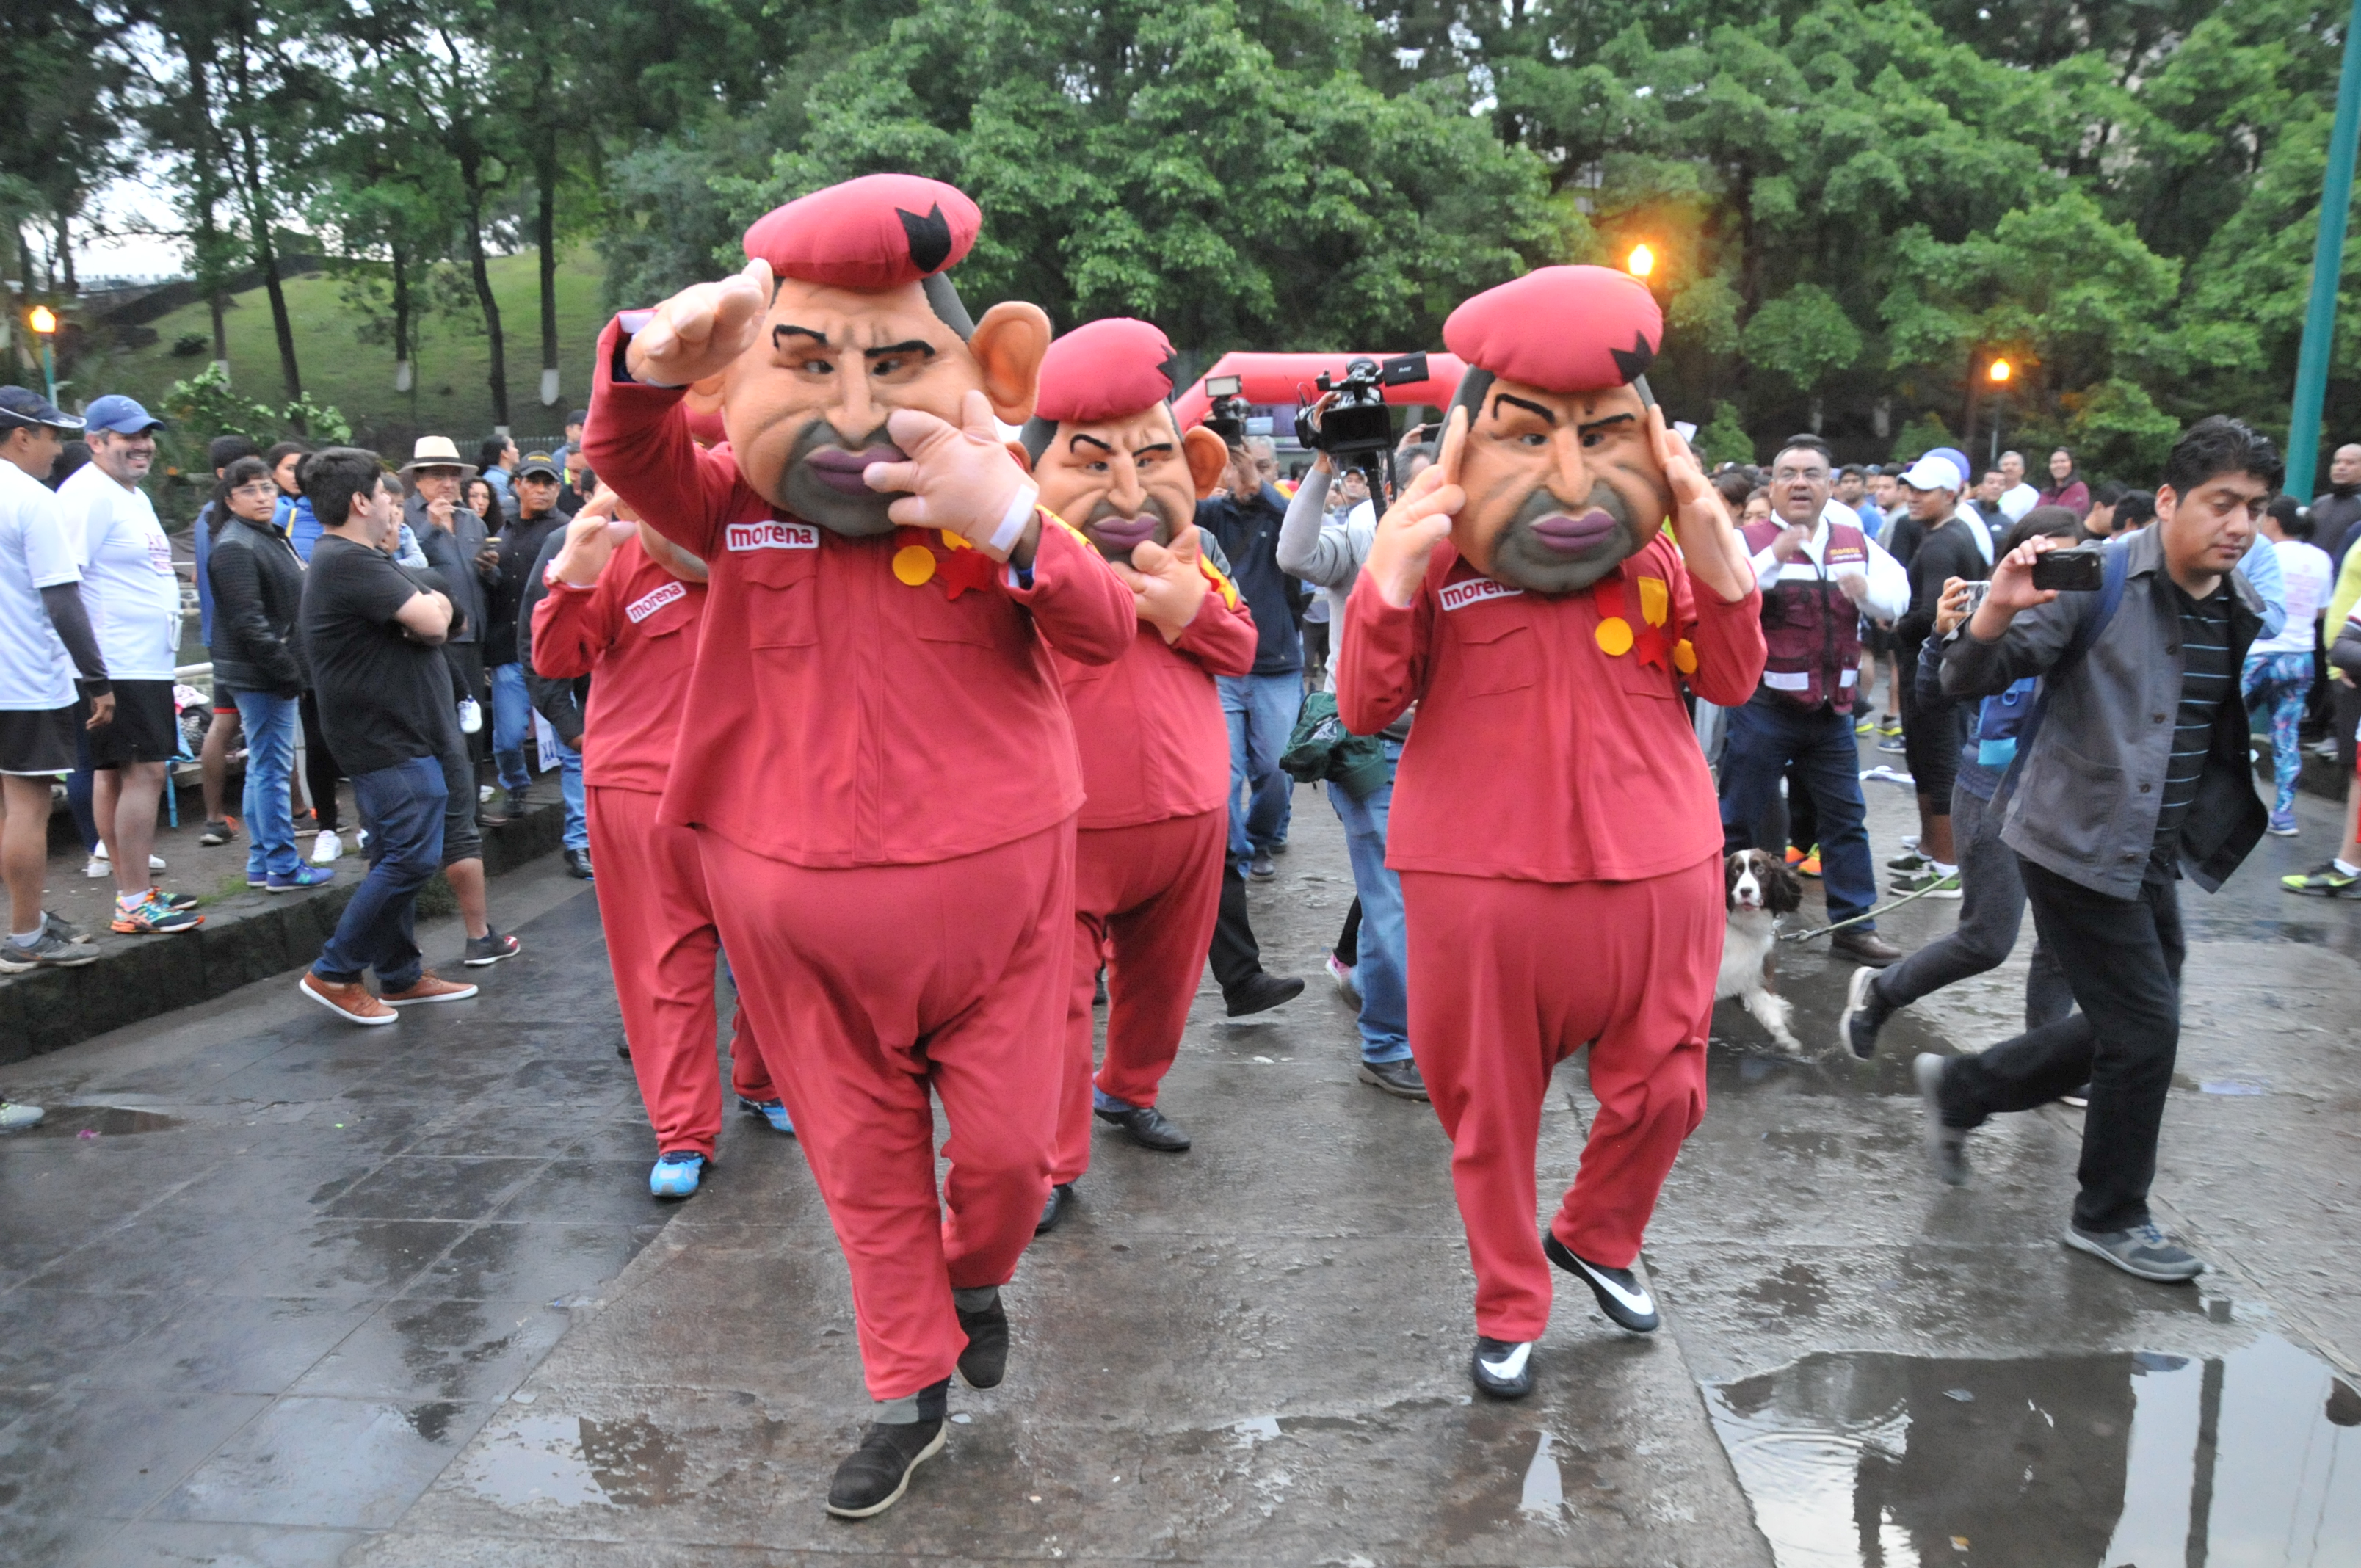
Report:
1777,873,1959,944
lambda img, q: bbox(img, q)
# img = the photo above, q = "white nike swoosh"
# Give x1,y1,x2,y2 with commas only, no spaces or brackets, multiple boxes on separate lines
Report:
1574,1257,1655,1316
1478,1342,1532,1380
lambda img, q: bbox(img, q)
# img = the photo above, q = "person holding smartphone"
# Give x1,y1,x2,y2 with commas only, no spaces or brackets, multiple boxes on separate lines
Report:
1924,418,2275,1285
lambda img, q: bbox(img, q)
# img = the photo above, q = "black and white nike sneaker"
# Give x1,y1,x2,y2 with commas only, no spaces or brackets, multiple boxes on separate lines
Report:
1470,1335,1535,1399
1544,1231,1660,1333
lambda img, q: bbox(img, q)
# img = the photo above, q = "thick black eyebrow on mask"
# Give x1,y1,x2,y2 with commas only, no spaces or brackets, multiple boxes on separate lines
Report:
866,341,937,360
1576,412,1638,435
1492,392,1557,425
775,324,829,347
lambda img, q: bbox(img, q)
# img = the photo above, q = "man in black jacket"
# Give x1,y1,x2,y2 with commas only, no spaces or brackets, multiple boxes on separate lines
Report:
485,452,572,819
208,456,326,893
1888,454,1988,895
402,443,501,798
515,505,592,879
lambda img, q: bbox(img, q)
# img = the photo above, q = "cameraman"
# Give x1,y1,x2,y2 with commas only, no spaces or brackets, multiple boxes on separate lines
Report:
1926,416,2274,1284
1198,436,1302,880
1274,420,1425,1100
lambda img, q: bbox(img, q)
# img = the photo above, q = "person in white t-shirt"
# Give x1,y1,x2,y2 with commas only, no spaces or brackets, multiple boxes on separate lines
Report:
2243,495,2336,835
1995,450,2040,522
0,389,113,1017
56,395,201,936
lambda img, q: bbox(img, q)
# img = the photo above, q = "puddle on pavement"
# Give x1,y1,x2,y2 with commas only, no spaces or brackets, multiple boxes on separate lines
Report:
1706,1333,2361,1567
457,1412,692,1510
21,1105,184,1138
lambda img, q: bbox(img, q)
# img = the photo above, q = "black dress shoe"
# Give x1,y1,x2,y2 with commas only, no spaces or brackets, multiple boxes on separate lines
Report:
1470,1335,1534,1399
1095,1103,1192,1151
955,1295,1008,1389
826,1416,946,1519
1357,1059,1429,1100
1034,1181,1074,1234
1829,927,1901,966
1224,970,1304,1017
1544,1231,1659,1333
565,846,595,880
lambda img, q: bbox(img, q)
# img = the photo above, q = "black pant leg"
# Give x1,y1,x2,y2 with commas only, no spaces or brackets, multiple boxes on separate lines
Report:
1335,896,1362,966
1207,857,1262,997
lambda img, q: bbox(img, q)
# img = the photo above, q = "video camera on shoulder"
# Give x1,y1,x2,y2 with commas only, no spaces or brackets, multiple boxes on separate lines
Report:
1300,353,1429,460
1204,375,1250,446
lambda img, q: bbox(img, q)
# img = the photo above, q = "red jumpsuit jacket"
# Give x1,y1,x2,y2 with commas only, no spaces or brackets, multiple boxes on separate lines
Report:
582,316,1139,868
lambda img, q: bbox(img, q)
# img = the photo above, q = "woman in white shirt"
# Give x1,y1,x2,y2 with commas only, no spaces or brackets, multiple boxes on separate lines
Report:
2242,495,2335,836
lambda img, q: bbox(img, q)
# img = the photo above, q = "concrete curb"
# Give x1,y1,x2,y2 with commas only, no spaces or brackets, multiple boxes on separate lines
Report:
0,798,571,1063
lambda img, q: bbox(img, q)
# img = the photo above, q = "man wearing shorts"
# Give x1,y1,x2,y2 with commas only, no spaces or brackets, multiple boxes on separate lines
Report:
0,388,112,1009
54,396,199,935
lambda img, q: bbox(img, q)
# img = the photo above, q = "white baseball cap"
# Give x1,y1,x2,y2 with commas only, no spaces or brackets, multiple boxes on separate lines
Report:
1898,453,1963,493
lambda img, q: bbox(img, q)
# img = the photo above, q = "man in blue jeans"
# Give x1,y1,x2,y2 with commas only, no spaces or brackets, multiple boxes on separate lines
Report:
294,449,480,1023
1198,438,1302,879
485,453,574,820
1718,435,1912,968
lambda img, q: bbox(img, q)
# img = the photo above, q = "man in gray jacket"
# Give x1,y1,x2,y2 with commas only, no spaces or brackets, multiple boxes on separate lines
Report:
1932,416,2274,1285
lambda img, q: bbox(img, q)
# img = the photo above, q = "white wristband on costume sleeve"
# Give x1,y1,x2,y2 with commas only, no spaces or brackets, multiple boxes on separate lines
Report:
990,484,1040,557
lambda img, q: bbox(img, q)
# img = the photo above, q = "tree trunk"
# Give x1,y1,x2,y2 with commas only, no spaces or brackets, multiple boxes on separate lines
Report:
182,33,229,367
536,119,559,408
54,209,74,294
458,145,508,427
228,48,303,416
391,241,414,393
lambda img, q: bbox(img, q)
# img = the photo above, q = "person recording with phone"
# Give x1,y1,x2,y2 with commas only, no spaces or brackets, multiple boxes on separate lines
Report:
1887,454,1988,898
1922,417,2276,1286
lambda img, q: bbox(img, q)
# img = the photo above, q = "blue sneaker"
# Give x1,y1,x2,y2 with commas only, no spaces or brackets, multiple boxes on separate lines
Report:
267,866,336,893
737,1096,795,1135
648,1150,706,1199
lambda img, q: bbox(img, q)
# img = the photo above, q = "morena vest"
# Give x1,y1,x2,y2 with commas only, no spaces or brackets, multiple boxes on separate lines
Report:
1740,518,1868,713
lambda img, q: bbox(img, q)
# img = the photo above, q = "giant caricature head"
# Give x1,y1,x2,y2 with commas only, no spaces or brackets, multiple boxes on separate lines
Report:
1018,318,1230,561
722,173,1052,537
1440,266,1669,595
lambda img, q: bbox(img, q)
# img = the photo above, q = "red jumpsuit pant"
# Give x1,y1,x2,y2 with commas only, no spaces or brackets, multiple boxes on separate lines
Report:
1401,855,1719,1343
699,820,1074,1400
1052,809,1226,1185
587,785,776,1159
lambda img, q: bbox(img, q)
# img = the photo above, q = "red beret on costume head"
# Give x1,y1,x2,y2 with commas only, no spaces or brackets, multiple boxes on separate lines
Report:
1035,319,1180,424
1443,266,1662,394
741,173,982,291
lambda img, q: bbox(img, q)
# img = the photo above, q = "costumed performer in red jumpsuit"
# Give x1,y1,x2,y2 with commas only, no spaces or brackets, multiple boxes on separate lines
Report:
529,487,794,1199
582,173,1137,1519
1018,317,1259,1231
1335,266,1766,1401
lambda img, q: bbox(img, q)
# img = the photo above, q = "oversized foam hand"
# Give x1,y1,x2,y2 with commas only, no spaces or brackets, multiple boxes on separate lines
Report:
623,258,774,389
864,391,1040,563
1647,404,1754,604
1365,406,1468,609
1113,522,1211,642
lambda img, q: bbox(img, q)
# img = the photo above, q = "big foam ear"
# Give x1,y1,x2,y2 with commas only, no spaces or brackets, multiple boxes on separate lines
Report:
971,301,1053,426
1183,425,1230,499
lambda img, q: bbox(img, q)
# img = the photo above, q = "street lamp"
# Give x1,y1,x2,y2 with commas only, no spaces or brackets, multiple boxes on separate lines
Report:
1625,244,1655,280
1986,357,2011,465
26,306,57,404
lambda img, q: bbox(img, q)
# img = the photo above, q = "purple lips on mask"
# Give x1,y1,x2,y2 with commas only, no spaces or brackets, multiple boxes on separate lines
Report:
1087,516,1161,553
1526,509,1620,553
804,445,907,496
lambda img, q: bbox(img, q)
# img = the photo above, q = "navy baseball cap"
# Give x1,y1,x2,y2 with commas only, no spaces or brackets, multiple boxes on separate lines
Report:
516,451,562,480
0,386,82,431
81,394,164,435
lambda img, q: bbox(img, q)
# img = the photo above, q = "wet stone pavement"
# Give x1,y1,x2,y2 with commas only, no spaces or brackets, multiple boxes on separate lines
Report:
1,746,2357,1566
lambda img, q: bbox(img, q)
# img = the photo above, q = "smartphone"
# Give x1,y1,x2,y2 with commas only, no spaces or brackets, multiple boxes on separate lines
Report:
2030,546,2105,592
1961,579,1992,619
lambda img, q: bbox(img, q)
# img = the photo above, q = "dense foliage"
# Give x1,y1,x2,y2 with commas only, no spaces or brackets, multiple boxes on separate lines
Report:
13,0,2361,476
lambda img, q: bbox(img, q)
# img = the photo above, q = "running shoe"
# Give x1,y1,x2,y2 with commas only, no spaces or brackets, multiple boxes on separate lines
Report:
198,819,239,846
0,929,98,972
2282,861,2359,896
0,1100,44,1131
2266,810,2298,837
649,1150,706,1199
1325,953,1360,1004
1783,845,1807,869
311,830,343,865
1876,734,1908,753
1889,866,1962,899
1854,715,1878,736
1878,716,1903,736
111,891,203,934
737,1095,795,1135
1796,846,1822,878
149,888,200,911
43,910,90,945
463,929,521,966
1887,848,1929,871
266,867,336,893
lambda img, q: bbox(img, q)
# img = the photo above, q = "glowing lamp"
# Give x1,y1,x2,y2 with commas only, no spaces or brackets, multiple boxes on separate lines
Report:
28,306,57,335
1625,244,1655,280
1987,357,2011,384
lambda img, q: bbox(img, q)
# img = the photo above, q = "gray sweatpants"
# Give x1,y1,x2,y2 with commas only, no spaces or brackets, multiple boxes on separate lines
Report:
1873,781,2075,1031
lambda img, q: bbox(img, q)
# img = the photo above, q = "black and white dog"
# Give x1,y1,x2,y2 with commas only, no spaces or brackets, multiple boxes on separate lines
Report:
1717,849,1805,1052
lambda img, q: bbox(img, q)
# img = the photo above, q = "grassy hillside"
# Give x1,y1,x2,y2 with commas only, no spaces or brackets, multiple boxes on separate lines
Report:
87,247,611,454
